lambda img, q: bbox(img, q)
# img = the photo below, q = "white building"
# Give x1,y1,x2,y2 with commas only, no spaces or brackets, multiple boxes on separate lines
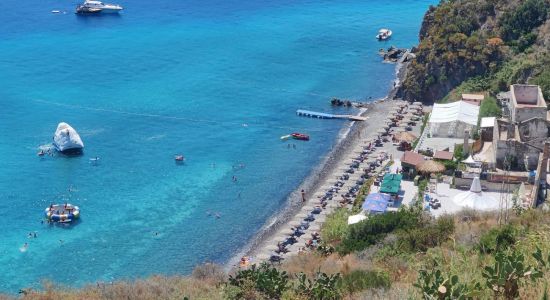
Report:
428,101,480,138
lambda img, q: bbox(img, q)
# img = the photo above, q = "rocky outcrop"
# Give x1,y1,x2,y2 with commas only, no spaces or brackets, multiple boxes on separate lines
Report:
53,122,84,154
379,46,408,63
397,0,505,102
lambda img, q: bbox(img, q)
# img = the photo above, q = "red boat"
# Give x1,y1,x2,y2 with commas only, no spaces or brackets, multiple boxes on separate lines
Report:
291,133,310,141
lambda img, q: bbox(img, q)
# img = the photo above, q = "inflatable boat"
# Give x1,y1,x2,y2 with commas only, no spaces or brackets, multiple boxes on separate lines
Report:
45,204,80,223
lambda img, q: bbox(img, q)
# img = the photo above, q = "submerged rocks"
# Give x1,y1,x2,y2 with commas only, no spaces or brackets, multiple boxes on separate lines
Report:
53,122,84,154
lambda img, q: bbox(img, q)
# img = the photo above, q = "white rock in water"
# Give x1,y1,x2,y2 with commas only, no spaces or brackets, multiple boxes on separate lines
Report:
53,122,84,153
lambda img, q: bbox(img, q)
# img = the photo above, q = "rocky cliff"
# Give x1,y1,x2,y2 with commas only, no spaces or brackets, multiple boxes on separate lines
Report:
398,0,550,103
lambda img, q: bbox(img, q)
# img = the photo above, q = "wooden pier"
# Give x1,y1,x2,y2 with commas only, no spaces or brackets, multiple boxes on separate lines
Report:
296,109,367,121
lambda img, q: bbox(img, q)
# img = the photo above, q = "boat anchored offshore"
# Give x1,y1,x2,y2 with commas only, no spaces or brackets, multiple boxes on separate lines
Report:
45,204,80,223
76,0,123,14
53,122,84,154
291,133,310,141
376,28,392,40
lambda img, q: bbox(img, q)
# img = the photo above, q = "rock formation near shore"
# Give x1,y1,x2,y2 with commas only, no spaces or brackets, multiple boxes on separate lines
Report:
397,0,550,103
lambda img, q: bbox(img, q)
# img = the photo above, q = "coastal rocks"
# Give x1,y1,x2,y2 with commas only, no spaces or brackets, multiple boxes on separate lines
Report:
330,98,352,107
379,46,407,62
330,98,369,108
53,122,84,154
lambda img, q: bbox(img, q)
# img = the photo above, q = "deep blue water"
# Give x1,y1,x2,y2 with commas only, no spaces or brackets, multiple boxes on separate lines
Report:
0,0,434,292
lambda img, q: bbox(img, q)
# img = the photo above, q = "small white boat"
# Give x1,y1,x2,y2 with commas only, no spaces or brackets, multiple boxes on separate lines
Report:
376,29,392,40
76,0,123,14
51,10,61,13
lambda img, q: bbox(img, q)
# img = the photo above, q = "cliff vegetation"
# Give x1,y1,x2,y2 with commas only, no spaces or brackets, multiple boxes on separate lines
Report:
400,0,550,102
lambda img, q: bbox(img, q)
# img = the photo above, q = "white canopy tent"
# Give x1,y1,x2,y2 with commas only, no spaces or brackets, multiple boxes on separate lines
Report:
452,177,501,211
428,101,480,138
347,214,367,225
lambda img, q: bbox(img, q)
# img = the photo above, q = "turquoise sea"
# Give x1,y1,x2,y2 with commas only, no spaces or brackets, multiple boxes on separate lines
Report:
0,0,434,292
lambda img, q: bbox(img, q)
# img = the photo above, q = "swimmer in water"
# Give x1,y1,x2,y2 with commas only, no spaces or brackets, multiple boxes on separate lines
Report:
19,243,29,252
215,213,221,219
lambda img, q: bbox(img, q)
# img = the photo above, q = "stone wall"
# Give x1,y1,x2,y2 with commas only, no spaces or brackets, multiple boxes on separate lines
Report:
513,106,547,123
494,140,541,170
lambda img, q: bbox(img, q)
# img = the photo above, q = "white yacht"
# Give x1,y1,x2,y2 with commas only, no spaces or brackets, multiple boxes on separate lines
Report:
376,29,392,40
76,0,123,14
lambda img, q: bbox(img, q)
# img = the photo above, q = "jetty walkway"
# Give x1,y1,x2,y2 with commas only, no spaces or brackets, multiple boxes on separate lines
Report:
296,109,367,121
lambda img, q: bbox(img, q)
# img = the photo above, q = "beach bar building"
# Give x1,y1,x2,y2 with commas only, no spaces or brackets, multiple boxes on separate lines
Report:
428,101,479,138
401,151,426,177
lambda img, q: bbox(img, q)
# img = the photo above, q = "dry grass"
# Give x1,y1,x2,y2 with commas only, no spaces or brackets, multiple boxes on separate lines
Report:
17,272,223,300
5,209,550,299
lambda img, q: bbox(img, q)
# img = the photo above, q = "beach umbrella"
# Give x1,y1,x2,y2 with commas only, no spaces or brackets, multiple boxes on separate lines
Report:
395,131,417,143
417,160,446,174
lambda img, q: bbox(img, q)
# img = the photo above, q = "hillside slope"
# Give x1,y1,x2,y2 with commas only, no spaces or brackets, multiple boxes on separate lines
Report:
398,0,550,102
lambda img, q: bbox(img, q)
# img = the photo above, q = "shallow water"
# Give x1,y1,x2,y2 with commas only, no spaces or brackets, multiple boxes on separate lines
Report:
0,0,433,292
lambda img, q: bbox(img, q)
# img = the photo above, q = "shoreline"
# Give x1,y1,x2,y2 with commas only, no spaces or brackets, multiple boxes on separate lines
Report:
227,61,408,269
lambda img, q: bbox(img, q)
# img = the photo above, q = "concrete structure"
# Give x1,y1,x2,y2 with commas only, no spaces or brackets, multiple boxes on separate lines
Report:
509,84,546,123
480,117,495,141
461,93,485,106
493,85,549,171
400,151,426,177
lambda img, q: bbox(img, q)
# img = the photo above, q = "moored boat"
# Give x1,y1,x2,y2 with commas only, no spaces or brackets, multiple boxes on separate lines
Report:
75,0,123,14
376,28,392,40
291,133,310,141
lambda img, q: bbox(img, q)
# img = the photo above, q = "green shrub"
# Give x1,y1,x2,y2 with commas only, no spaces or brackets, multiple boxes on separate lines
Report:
477,225,517,254
532,69,550,100
454,144,465,162
226,263,290,300
478,96,501,120
500,0,548,42
295,272,342,300
340,270,391,295
397,215,455,252
321,209,351,245
439,159,458,171
414,264,482,299
336,208,422,254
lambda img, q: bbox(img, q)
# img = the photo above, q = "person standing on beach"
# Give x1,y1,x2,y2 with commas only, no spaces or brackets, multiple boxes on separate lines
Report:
301,189,306,203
